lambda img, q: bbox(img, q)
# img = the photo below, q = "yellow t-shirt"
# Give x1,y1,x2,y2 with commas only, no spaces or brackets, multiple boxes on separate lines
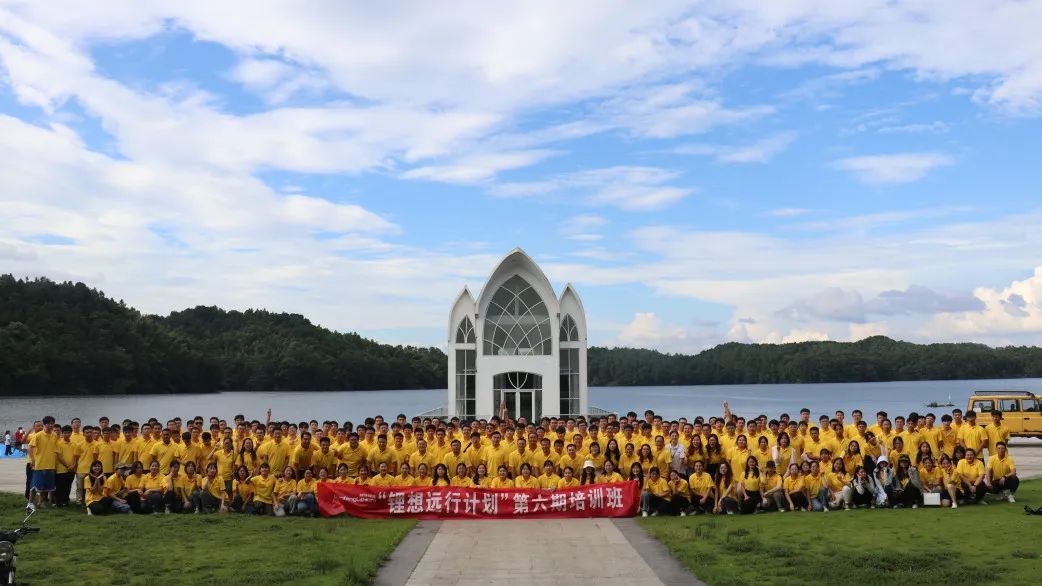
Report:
783,475,805,494
29,431,58,470
740,473,761,493
450,476,474,488
670,478,691,498
688,472,713,496
84,475,107,506
143,473,167,493
149,442,182,475
957,425,987,453
337,445,369,477
599,471,625,484
987,454,1016,479
537,473,561,489
514,475,540,489
918,466,944,489
202,476,225,499
296,478,318,494
250,475,276,504
489,477,514,489
274,478,297,501
213,449,237,481
368,474,396,487
55,439,80,473
558,477,580,489
234,479,255,501
955,459,985,484
645,477,671,500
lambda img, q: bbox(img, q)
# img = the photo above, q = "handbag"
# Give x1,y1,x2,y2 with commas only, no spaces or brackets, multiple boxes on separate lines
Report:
923,492,941,506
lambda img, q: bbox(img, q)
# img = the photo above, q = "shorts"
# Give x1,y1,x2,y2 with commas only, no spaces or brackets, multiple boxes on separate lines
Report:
31,469,56,491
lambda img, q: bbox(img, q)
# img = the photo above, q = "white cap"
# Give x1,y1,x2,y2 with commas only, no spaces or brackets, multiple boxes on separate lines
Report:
877,456,889,465
583,459,595,469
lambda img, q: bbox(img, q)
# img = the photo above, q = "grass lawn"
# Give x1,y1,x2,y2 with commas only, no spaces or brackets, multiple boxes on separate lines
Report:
0,493,415,585
638,479,1042,586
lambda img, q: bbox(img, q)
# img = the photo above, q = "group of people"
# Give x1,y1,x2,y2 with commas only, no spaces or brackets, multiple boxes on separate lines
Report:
20,401,1021,518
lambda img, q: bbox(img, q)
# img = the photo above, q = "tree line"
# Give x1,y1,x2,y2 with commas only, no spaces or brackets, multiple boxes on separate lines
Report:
2,275,1041,395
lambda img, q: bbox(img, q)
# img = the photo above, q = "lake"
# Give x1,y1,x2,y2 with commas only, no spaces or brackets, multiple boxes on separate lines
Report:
3,378,1041,433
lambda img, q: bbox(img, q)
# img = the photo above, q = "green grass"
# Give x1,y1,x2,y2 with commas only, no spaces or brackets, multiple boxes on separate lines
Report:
638,479,1042,586
0,493,415,585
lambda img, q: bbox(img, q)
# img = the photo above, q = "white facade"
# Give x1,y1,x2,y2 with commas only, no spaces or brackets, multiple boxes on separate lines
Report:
447,248,588,422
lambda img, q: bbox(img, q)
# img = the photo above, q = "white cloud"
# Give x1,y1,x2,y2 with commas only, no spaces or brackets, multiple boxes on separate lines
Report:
766,207,811,218
832,153,954,184
400,150,558,184
560,214,608,241
615,312,722,353
673,132,796,164
877,121,950,134
494,166,694,211
926,267,1042,342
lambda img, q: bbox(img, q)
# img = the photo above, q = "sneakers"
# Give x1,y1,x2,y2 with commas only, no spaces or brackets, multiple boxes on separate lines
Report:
844,504,850,511
641,511,648,518
651,511,659,517
1008,492,1016,503
86,508,93,516
912,504,918,509
980,500,988,505
951,503,958,509
679,511,686,517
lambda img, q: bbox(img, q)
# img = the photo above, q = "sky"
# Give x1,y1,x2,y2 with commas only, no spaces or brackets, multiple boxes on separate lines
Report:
2,1,1042,353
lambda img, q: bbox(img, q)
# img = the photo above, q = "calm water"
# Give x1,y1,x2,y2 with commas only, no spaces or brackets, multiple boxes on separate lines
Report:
3,378,1041,433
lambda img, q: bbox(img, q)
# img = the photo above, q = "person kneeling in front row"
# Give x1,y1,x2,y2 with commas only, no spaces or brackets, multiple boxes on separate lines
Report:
986,441,1018,503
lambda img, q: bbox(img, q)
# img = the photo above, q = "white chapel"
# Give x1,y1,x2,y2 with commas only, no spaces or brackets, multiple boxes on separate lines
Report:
446,248,588,422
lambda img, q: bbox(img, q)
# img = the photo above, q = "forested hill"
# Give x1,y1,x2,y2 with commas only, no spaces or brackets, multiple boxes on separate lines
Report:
588,339,1042,386
0,276,444,395
3,275,1042,395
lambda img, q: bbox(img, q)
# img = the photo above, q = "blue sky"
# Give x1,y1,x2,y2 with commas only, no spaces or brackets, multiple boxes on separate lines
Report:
2,1,1042,352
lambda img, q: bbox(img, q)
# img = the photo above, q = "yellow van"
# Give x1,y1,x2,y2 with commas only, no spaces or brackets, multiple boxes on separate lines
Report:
967,391,1042,438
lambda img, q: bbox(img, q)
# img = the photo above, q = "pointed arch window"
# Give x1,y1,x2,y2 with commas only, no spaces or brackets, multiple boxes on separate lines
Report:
483,275,552,355
560,314,579,342
455,316,475,344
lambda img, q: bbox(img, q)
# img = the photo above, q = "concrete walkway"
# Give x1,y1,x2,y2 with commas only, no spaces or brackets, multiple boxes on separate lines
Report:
376,517,700,586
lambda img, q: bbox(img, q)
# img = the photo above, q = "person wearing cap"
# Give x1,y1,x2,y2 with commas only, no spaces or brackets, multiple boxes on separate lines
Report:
873,456,892,506
579,460,598,485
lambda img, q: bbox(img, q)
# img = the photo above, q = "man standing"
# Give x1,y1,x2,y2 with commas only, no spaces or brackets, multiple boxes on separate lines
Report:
28,416,58,506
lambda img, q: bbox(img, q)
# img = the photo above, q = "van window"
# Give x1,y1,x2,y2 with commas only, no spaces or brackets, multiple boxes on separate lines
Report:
999,399,1020,412
1023,399,1040,412
973,399,995,413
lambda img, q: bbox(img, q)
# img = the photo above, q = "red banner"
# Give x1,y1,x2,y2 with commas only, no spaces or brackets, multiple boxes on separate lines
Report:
318,481,640,519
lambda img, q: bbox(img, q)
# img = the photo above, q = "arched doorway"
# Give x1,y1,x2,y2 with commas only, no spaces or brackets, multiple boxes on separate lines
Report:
493,372,542,422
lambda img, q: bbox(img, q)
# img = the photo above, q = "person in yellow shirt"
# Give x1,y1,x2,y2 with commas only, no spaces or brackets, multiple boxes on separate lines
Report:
408,439,438,476
431,463,451,487
558,466,580,489
667,469,691,515
28,416,59,506
259,430,293,479
249,463,277,515
825,459,851,510
369,462,397,487
489,465,514,489
712,462,738,515
149,429,183,475
274,467,298,514
558,444,583,478
955,448,986,504
336,433,368,477
537,461,561,489
196,462,227,513
687,461,714,514
737,456,762,514
514,463,540,489
142,460,168,513
783,463,808,512
985,411,1011,459
291,468,319,517
387,462,410,486
759,461,784,511
368,435,398,476
641,467,671,517
986,441,1018,502
54,425,81,507
957,411,988,454
599,460,625,485
451,463,474,488
230,465,256,513
411,463,430,487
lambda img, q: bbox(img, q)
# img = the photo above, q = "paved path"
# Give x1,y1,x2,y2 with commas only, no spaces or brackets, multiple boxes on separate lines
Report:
378,517,700,586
